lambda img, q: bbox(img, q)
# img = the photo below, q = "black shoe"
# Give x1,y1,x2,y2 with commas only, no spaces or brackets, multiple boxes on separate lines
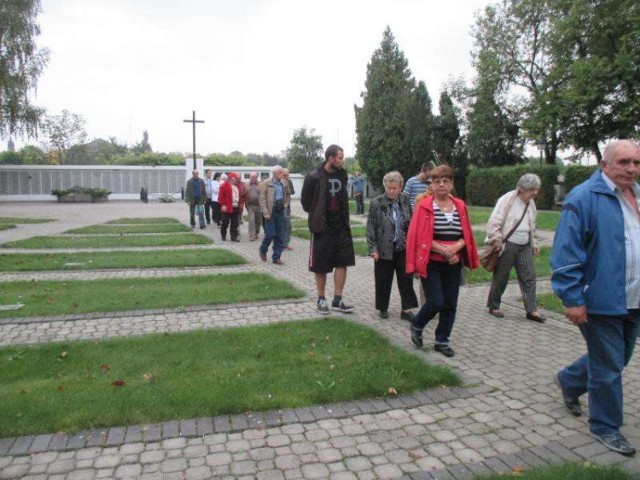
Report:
593,433,636,456
232,238,240,242
526,312,547,323
379,310,389,319
488,309,504,318
553,371,582,416
410,327,423,348
200,225,206,229
259,252,267,262
332,299,354,313
434,344,455,357
400,311,415,321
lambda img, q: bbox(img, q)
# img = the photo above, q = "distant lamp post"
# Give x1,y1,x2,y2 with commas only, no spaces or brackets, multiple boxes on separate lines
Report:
536,140,545,166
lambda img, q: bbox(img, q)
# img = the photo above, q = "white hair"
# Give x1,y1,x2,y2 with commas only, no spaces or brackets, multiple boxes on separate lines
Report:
602,140,640,164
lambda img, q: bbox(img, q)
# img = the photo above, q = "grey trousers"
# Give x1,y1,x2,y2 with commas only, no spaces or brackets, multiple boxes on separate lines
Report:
246,204,261,240
487,241,538,313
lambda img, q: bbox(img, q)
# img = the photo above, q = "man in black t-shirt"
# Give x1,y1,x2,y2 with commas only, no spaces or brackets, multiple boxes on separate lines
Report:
301,145,356,315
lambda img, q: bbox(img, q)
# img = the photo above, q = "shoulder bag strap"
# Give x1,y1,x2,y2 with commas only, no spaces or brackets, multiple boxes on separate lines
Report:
503,201,529,243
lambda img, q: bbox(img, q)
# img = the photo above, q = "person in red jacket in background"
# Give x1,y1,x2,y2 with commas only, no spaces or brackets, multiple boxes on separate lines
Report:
218,172,241,242
405,165,480,357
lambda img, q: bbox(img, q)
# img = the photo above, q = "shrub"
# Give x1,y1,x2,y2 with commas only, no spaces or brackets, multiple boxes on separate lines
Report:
51,186,111,198
466,165,559,210
564,165,598,194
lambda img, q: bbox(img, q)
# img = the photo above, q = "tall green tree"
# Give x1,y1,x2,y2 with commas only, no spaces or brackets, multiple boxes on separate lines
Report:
355,27,431,187
0,0,49,139
41,110,87,164
432,92,460,166
473,0,559,164
466,49,524,166
285,127,323,175
131,130,152,154
549,0,640,160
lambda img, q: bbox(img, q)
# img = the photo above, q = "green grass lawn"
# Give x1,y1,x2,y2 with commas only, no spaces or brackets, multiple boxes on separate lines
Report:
290,217,307,229
291,228,310,240
1,233,212,249
467,206,559,230
0,249,246,272
0,217,52,224
105,217,181,224
0,224,15,231
476,462,635,480
0,273,303,318
0,318,461,437
354,240,369,256
63,224,192,234
537,292,565,314
466,246,551,284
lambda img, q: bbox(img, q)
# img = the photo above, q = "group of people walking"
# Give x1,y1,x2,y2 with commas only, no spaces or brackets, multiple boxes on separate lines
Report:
186,166,295,259
191,139,640,458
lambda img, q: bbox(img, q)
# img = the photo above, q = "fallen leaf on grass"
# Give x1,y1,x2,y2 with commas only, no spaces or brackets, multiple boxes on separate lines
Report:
99,364,110,372
512,466,525,474
58,351,67,359
57,385,64,392
143,373,154,383
387,387,398,395
47,297,56,304
110,380,126,387
20,389,27,394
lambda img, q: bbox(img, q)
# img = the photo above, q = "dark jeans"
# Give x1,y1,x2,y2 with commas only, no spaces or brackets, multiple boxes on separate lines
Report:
204,199,214,224
355,193,365,214
558,310,640,436
212,201,221,226
221,207,239,240
374,249,418,312
260,207,285,261
413,261,461,346
189,203,205,228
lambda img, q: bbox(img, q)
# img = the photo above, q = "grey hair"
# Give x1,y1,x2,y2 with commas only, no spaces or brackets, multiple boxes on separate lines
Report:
516,173,541,192
383,171,404,188
271,165,283,175
602,140,640,164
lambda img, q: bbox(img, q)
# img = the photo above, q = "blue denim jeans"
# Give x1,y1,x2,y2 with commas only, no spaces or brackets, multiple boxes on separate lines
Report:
414,261,461,346
558,310,640,436
259,207,285,261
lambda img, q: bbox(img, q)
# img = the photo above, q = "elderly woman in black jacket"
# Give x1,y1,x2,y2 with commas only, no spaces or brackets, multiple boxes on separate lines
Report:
367,171,418,320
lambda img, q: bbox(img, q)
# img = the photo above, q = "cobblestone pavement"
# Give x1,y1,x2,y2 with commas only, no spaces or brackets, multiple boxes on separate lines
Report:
0,201,639,480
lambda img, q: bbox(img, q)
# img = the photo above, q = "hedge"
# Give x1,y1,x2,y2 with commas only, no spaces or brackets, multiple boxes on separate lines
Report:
466,165,560,210
564,165,598,194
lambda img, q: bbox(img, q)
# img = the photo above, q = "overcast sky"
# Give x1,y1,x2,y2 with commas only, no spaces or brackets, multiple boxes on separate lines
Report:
30,0,493,157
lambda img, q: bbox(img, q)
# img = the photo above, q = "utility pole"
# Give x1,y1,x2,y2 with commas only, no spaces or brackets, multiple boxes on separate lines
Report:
183,111,205,170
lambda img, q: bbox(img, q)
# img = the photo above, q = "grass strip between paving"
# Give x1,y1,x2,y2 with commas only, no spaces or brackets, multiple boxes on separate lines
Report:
475,462,635,480
104,217,181,224
1,233,212,249
0,217,52,224
63,224,192,234
0,318,461,437
0,272,303,318
0,249,246,272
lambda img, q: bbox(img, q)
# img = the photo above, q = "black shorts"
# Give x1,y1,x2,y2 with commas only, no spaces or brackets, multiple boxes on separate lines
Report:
309,229,356,273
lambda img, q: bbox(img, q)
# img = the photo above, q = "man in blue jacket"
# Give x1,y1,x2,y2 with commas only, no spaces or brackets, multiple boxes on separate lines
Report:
551,140,640,456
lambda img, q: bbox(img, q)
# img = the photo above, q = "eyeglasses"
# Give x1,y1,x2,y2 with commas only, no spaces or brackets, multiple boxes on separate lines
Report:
431,178,452,185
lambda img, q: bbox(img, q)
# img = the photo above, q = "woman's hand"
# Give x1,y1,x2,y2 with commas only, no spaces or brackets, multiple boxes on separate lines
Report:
370,252,380,261
221,206,227,213
448,254,460,265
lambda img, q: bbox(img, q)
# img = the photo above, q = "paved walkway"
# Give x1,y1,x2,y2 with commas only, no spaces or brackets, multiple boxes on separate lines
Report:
0,201,639,480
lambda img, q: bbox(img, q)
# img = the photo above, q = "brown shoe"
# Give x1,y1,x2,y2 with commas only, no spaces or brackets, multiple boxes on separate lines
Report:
259,252,267,262
273,259,284,265
489,309,504,318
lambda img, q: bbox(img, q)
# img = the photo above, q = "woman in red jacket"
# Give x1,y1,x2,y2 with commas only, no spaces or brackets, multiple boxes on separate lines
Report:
218,172,241,242
405,165,479,357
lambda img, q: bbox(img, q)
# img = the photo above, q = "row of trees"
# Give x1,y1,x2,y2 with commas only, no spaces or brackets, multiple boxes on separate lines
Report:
355,27,468,187
467,0,639,164
355,0,640,186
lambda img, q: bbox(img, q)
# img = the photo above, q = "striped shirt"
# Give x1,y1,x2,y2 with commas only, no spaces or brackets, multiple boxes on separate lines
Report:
433,204,463,241
403,176,430,207
602,172,640,309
